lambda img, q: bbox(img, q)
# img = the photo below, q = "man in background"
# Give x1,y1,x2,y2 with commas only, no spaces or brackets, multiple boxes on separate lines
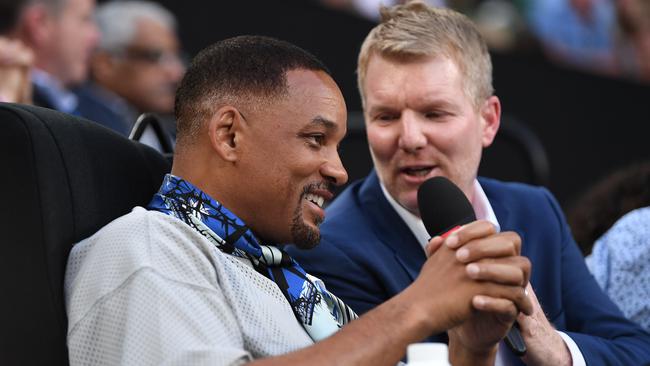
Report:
76,0,185,138
5,0,99,114
288,2,650,365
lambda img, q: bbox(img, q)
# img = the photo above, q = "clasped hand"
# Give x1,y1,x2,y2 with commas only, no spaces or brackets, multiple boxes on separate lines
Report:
417,220,532,360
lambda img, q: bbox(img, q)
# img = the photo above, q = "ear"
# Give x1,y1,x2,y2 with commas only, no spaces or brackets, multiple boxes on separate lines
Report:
206,106,245,162
19,4,52,47
479,95,501,148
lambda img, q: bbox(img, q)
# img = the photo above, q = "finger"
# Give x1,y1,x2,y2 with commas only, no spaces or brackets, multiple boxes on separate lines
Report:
524,282,538,302
472,296,518,324
481,283,533,316
466,260,528,286
425,236,444,258
467,256,530,284
444,220,496,249
516,285,540,330
456,231,522,263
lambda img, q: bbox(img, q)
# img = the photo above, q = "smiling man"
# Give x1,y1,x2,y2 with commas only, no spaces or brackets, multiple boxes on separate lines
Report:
288,2,650,366
65,35,533,365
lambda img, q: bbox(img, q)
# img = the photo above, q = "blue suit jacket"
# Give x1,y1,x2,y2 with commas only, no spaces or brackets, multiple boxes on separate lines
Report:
74,82,135,136
287,171,650,365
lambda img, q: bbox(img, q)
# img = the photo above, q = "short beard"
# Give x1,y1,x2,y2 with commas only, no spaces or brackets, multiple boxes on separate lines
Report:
290,202,321,249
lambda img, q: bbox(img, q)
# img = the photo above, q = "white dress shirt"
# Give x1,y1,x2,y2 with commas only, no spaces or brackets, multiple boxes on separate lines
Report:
31,68,79,114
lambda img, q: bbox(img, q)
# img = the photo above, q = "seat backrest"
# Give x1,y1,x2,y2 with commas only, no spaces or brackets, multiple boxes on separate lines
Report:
0,103,171,365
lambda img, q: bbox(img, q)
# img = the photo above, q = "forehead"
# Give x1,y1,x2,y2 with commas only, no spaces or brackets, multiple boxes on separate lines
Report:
61,0,94,15
363,54,467,108
279,69,347,131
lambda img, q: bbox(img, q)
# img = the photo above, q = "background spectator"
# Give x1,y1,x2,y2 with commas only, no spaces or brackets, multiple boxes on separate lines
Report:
568,161,650,255
8,0,99,114
568,161,650,330
586,206,650,331
76,0,185,137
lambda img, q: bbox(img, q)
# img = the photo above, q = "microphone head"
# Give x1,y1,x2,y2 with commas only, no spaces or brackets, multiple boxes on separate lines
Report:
417,176,476,237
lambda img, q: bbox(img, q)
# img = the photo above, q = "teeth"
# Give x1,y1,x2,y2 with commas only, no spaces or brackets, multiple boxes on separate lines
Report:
405,167,432,176
305,193,324,208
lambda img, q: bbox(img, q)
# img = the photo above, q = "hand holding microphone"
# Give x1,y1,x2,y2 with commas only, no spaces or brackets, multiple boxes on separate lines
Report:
417,177,529,358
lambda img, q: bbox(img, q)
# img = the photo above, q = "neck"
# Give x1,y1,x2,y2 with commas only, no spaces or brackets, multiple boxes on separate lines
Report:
171,150,249,227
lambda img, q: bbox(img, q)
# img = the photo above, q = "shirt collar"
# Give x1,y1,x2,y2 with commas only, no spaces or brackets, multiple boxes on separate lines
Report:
31,68,78,114
380,179,500,251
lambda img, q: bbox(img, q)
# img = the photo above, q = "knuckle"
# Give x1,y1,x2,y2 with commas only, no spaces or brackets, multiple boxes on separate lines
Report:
503,231,521,246
482,220,497,234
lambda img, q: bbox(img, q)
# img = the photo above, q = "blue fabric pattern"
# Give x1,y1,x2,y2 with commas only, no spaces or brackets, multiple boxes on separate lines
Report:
148,174,357,341
586,206,650,331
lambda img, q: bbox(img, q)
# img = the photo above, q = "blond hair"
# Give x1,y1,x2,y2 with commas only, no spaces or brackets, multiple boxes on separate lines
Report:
357,1,493,108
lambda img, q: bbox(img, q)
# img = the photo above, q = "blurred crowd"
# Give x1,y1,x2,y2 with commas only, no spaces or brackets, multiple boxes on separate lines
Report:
318,0,650,82
0,0,184,146
1,0,649,131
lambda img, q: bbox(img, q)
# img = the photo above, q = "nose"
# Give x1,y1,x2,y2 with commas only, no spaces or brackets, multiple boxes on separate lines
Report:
321,149,348,187
398,111,427,153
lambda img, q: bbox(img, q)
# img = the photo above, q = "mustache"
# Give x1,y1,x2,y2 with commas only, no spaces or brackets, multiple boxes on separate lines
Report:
302,181,335,196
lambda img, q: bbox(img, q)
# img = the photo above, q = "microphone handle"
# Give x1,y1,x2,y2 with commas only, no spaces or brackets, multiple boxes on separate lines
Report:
505,321,527,356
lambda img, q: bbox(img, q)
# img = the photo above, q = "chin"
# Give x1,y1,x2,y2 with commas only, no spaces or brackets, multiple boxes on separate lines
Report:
395,191,418,214
290,221,321,250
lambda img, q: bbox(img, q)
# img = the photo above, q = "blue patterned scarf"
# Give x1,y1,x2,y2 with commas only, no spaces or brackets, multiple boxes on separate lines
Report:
148,174,357,341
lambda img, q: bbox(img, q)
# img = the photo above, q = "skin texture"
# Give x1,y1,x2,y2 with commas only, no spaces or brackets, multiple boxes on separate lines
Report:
21,0,99,86
171,68,533,365
363,54,500,215
519,283,572,366
173,69,348,248
92,18,185,114
212,69,348,248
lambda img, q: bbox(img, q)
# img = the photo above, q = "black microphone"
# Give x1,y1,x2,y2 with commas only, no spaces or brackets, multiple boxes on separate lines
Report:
417,176,527,357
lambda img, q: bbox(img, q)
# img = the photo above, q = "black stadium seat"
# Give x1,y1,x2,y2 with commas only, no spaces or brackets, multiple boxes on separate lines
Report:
0,103,170,365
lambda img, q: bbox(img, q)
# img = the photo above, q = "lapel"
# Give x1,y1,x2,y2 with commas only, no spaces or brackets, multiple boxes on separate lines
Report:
479,178,528,256
356,175,527,282
358,171,426,281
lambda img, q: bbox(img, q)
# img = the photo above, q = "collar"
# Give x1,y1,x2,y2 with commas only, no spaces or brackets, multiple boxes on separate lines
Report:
31,68,78,114
380,179,500,251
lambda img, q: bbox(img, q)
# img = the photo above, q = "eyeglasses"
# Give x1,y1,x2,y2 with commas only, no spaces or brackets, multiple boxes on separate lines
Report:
114,46,186,67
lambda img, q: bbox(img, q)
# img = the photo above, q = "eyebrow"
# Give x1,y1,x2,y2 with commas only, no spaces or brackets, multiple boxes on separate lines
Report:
367,100,457,115
366,106,395,116
311,116,338,131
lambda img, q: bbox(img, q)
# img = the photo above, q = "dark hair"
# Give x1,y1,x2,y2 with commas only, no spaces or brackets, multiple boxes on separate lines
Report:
568,161,650,255
0,0,27,34
0,0,67,34
174,35,330,145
